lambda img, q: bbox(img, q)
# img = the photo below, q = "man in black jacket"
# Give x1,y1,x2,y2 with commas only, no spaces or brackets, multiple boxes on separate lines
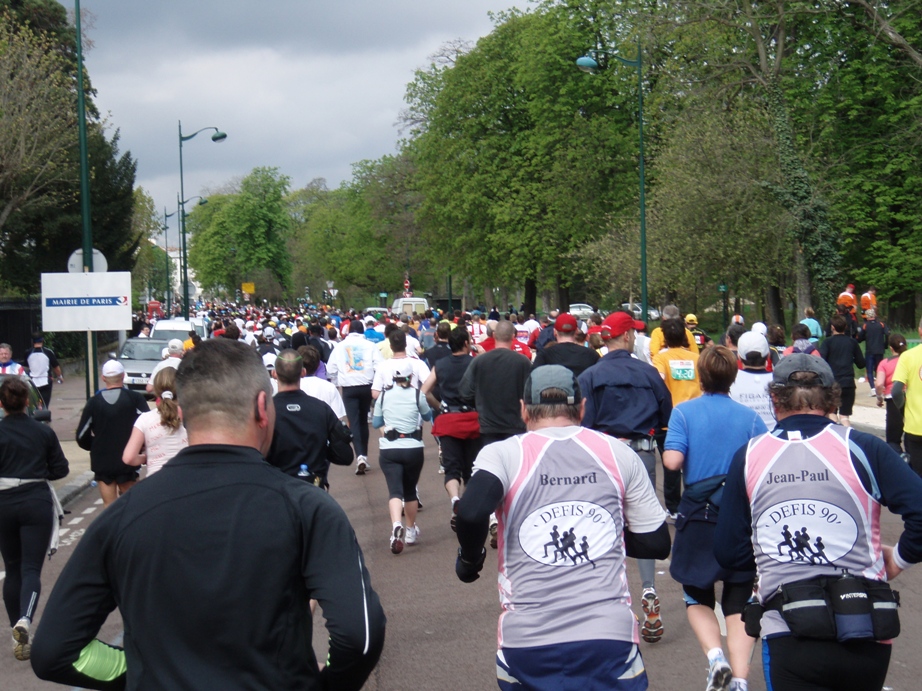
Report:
34,339,385,690
76,360,148,506
819,314,866,427
858,308,889,394
267,349,353,489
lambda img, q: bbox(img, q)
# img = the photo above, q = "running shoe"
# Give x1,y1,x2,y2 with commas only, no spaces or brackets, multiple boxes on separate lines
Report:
355,455,368,475
450,499,460,532
12,617,29,661
406,525,420,545
390,524,405,554
706,653,732,691
640,588,664,643
489,514,499,549
728,680,747,691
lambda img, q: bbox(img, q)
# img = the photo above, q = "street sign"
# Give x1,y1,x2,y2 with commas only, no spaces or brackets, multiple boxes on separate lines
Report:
329,288,339,297
242,282,255,294
379,292,388,298
67,248,108,273
718,284,728,293
404,279,411,291
41,272,132,331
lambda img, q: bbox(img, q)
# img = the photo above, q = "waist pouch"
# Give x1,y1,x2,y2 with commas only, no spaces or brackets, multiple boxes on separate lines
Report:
384,428,423,442
766,574,900,642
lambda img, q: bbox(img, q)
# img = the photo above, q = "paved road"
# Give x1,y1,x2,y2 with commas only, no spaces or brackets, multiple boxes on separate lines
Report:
1,376,919,689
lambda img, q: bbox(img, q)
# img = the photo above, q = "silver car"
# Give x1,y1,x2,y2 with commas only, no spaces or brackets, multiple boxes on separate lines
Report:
621,303,662,321
117,338,169,392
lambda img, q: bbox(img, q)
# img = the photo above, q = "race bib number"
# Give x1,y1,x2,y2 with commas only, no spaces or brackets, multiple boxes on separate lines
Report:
669,360,695,381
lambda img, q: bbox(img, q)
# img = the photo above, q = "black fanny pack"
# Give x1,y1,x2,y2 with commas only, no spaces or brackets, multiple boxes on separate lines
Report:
752,573,900,642
384,428,423,442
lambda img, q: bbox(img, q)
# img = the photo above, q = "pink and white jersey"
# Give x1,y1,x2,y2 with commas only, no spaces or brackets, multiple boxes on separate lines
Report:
745,425,884,637
473,426,665,649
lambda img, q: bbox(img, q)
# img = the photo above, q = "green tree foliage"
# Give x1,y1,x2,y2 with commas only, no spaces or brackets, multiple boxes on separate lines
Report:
406,5,638,311
0,12,76,233
187,167,293,298
0,126,137,292
130,188,174,302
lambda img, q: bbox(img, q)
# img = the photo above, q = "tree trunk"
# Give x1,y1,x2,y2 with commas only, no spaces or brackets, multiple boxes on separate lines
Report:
794,247,812,320
541,290,553,315
523,278,537,317
499,287,509,316
555,277,569,316
765,285,785,328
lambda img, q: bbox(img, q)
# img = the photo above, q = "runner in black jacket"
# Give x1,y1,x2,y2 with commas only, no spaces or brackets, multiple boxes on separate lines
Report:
0,377,68,661
267,349,353,488
819,314,865,426
32,339,385,690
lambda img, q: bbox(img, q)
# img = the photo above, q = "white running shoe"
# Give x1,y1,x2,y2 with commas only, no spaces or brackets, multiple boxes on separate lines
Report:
12,617,30,661
706,653,732,691
406,525,420,545
390,524,405,554
355,455,368,475
489,513,499,549
641,588,664,643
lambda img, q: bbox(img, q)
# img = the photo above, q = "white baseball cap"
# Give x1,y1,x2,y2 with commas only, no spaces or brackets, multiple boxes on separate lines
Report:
102,360,125,377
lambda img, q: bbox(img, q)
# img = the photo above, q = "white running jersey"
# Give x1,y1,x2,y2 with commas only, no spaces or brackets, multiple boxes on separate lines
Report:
473,426,665,649
730,369,774,430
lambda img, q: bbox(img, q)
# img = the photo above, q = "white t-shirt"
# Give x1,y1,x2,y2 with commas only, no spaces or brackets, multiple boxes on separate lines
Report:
729,368,775,430
149,357,180,387
371,356,430,393
300,376,347,419
133,409,188,476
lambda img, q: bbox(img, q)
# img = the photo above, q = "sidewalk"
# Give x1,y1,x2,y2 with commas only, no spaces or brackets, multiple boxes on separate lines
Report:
849,379,886,432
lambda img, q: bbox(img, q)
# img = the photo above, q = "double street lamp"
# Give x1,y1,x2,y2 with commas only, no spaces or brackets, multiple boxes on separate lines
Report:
178,121,226,318
576,39,648,323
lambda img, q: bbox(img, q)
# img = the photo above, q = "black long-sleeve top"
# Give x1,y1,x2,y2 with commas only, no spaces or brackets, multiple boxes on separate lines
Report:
267,390,354,481
0,412,68,501
715,415,922,572
819,334,865,388
31,444,386,690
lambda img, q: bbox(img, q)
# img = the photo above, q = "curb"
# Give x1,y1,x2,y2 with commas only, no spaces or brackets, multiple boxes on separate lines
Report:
57,470,94,508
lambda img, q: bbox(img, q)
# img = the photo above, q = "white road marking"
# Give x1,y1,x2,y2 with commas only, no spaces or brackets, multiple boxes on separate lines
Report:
58,529,70,537
67,517,84,525
94,499,103,505
82,507,97,514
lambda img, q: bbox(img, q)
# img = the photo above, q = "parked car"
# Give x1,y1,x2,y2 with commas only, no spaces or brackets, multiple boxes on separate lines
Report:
116,338,169,392
391,297,429,316
621,302,662,321
0,374,51,422
568,303,596,320
150,318,204,343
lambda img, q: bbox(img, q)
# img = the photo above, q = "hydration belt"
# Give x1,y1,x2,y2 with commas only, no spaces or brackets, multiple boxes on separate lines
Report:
384,428,423,442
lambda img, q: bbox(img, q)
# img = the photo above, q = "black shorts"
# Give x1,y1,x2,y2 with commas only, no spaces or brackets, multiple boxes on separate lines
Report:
379,446,424,501
94,471,139,485
839,387,856,416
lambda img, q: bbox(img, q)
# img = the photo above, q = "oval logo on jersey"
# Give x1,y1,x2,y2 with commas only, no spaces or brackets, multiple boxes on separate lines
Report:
518,501,618,568
286,404,301,412
755,499,858,565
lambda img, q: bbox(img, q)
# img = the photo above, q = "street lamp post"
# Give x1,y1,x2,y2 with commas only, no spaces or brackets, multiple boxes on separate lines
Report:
576,38,648,323
178,121,226,318
177,195,207,318
162,207,177,315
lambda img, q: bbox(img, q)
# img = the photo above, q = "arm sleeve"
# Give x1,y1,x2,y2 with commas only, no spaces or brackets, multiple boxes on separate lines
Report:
300,492,385,691
853,340,866,369
620,446,668,534
75,399,94,451
892,381,905,409
326,413,355,467
714,447,756,571
30,516,125,690
45,427,70,481
852,431,922,567
417,391,432,422
663,407,689,454
456,470,504,562
624,522,671,560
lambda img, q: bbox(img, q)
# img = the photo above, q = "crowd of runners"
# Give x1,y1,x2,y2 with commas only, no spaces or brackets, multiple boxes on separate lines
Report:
3,288,922,690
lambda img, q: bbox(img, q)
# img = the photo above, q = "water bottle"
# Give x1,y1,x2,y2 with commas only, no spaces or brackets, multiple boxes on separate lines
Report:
297,464,310,478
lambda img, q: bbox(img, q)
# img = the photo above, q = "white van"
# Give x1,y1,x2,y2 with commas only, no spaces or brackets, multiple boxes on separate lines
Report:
391,297,429,316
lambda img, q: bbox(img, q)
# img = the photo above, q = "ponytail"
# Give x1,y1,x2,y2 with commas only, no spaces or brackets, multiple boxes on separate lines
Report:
152,367,182,432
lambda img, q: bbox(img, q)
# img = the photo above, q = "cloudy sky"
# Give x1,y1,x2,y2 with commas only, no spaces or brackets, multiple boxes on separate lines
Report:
82,1,523,228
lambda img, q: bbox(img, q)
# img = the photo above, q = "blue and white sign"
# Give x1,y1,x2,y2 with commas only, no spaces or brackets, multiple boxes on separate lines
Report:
41,272,133,331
